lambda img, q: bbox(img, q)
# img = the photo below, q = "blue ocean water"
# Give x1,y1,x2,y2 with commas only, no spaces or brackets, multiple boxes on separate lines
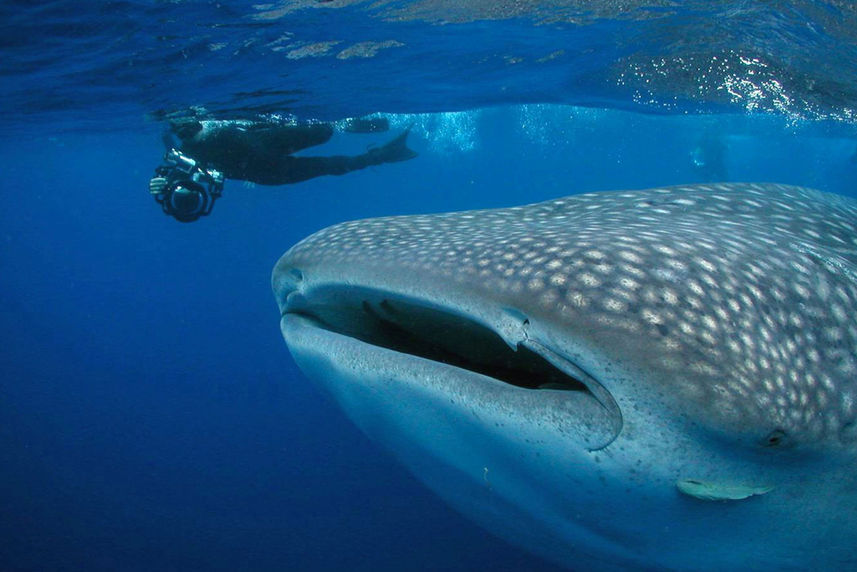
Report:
1,2,856,571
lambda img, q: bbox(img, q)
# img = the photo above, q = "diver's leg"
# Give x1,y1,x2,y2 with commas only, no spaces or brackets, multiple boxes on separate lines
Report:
257,123,335,155
340,116,390,133
251,155,374,185
253,129,417,185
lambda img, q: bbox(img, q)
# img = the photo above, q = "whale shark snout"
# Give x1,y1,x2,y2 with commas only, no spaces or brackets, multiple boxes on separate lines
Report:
273,183,857,570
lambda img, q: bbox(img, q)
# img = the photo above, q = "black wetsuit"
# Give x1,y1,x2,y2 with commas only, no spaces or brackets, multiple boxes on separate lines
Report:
171,120,415,185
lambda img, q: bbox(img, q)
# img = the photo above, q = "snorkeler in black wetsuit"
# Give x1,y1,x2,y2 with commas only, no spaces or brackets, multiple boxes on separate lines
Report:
169,117,416,185
149,117,417,222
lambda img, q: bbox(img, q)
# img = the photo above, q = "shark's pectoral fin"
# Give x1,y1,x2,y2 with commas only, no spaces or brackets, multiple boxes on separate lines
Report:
676,479,774,501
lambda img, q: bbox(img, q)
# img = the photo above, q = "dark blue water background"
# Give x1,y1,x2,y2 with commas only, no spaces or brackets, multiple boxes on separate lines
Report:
2,2,856,570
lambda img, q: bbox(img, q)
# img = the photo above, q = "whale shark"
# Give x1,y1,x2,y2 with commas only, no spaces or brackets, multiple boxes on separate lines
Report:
272,183,857,570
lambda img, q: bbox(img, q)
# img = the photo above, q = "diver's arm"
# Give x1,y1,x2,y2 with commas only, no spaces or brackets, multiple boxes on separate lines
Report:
161,130,178,150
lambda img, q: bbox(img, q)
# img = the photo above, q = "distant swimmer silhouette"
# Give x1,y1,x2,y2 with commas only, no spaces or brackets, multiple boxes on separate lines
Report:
148,116,417,222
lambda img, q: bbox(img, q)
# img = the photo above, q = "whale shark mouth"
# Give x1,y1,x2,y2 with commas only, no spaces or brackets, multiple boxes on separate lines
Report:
284,286,590,390
281,284,623,449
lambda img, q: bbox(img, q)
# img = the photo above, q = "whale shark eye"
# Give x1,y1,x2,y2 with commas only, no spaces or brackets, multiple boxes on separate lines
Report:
763,429,787,447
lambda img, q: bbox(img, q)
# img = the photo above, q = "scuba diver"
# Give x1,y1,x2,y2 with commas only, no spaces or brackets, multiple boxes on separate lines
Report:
149,116,417,222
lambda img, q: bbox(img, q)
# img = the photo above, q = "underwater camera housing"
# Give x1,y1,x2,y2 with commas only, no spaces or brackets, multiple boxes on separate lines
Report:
150,148,224,222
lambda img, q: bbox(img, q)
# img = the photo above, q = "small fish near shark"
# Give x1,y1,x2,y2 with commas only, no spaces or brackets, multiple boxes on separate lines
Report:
272,183,857,570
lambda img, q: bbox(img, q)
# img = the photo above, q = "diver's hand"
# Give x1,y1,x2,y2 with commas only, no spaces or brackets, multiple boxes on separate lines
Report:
149,176,168,195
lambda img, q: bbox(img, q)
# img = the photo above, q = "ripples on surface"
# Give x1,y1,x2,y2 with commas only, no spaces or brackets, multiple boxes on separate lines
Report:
1,1,855,130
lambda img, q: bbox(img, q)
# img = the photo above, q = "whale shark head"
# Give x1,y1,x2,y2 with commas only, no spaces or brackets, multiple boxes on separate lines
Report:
273,183,857,570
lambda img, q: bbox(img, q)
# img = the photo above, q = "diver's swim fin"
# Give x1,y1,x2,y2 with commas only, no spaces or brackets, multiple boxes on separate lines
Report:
372,126,417,163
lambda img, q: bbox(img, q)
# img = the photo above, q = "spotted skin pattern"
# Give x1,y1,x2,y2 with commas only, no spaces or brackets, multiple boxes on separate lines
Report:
284,183,857,448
